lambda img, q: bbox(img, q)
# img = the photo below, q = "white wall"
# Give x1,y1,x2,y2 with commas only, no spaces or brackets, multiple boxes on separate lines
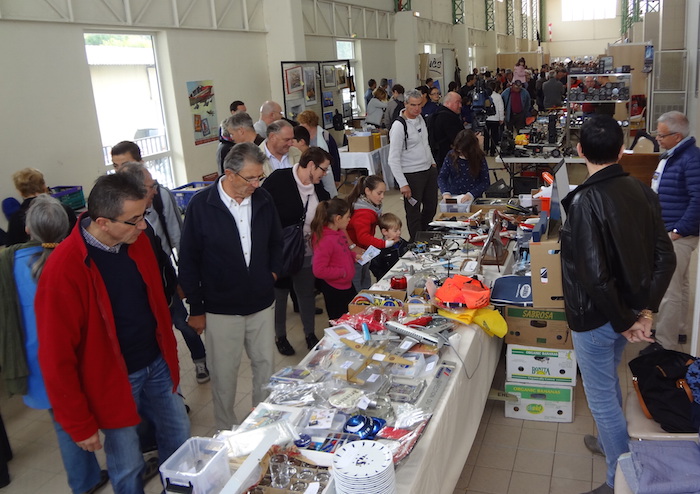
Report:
160,28,271,182
0,20,273,214
0,21,104,230
542,0,621,57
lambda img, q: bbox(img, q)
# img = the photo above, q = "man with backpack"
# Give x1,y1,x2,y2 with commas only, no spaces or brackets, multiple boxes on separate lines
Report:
387,89,437,242
560,116,676,494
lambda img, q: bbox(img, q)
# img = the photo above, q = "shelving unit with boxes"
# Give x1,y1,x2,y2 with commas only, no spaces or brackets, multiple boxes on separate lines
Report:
564,73,632,146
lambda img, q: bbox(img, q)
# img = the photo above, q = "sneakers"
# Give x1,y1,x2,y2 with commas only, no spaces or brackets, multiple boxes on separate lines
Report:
583,434,604,457
84,469,109,494
142,450,160,483
276,337,295,356
194,359,210,384
306,333,320,350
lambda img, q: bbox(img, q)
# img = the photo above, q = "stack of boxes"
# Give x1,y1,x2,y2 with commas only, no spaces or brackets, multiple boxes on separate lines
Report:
502,219,578,423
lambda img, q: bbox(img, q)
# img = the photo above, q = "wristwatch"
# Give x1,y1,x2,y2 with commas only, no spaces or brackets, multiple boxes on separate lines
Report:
672,229,680,235
349,243,357,249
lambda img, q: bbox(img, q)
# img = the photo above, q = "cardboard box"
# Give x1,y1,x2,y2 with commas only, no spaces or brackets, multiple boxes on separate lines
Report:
347,134,376,152
348,289,406,315
469,198,518,213
529,217,564,308
504,306,573,349
506,344,577,386
504,382,574,422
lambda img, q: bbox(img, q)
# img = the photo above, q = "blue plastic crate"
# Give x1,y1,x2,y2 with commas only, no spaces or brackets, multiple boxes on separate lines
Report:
50,186,86,210
172,182,213,211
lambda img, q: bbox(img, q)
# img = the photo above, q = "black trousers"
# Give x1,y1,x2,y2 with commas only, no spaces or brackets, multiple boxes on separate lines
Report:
484,121,501,154
318,279,357,320
404,166,439,242
507,111,526,134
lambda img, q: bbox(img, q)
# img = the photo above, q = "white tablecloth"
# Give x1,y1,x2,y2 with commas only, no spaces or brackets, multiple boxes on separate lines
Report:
338,145,395,186
395,324,502,493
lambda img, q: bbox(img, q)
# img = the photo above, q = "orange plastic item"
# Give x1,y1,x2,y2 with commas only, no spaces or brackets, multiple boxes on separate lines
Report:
434,275,491,309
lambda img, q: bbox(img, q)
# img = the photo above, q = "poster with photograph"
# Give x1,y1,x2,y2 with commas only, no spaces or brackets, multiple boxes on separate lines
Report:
187,79,218,145
287,100,304,121
323,111,333,129
303,67,317,104
322,64,336,88
285,65,303,94
322,91,334,107
336,65,348,89
343,102,352,118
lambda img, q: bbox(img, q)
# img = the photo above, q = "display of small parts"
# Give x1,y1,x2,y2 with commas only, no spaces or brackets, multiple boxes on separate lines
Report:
350,293,404,307
568,83,629,102
343,415,386,440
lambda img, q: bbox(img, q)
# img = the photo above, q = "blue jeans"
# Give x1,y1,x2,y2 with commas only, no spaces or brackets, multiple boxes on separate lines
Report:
572,323,629,487
103,355,190,494
170,297,206,361
50,410,103,494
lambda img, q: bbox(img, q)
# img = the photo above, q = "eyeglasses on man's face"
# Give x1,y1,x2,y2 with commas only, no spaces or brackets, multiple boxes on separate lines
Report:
316,164,330,174
656,132,678,140
236,172,266,184
107,213,147,227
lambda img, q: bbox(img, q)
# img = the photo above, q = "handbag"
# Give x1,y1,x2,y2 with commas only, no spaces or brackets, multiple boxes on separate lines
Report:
628,349,697,433
279,195,310,278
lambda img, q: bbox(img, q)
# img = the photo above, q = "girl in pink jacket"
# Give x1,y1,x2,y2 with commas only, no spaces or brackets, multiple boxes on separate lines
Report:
311,198,358,319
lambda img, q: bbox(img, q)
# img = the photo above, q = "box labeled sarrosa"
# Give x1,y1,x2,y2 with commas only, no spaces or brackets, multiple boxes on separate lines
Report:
504,306,573,349
506,344,577,386
504,382,574,422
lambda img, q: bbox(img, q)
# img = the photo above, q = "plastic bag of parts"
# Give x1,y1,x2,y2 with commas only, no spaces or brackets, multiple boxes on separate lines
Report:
376,414,432,465
264,381,329,407
331,307,405,333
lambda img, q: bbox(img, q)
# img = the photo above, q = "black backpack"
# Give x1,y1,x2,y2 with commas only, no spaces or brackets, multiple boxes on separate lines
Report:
628,349,697,433
391,100,405,124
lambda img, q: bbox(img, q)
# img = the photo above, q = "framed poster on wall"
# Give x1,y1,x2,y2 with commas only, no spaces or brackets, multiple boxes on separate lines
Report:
323,111,333,129
285,65,303,94
303,67,317,104
322,64,336,88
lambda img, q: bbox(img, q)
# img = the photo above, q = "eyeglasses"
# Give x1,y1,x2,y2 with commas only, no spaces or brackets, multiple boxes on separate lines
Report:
656,132,678,139
316,165,330,174
236,172,265,184
146,182,158,191
107,214,147,227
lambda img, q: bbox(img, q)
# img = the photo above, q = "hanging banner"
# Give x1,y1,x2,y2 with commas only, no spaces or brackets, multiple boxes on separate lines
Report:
427,54,443,90
187,79,218,146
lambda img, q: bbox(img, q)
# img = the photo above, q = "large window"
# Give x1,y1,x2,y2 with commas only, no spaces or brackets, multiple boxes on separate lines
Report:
562,0,616,21
84,33,175,188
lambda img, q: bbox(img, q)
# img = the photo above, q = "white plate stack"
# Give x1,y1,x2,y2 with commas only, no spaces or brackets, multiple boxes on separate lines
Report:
332,440,396,494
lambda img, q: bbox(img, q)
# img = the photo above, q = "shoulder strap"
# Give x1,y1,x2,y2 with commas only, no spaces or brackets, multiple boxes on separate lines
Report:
300,194,311,224
397,116,408,150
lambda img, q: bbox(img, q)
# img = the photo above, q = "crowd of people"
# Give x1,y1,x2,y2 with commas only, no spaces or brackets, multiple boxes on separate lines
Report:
0,54,697,494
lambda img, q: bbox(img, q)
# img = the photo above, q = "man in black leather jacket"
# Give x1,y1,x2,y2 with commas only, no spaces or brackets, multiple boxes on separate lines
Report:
560,116,676,494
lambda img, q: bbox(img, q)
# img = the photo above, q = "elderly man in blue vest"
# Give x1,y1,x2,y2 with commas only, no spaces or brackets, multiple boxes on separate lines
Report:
648,111,700,352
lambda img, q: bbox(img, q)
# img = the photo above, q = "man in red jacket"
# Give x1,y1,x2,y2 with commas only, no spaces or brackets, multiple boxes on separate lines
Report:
35,173,190,494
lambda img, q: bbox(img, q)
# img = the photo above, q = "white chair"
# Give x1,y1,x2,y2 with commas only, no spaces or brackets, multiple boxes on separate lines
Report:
616,389,698,492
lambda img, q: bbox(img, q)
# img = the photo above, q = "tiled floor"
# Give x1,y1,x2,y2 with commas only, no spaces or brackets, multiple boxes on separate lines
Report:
0,162,694,494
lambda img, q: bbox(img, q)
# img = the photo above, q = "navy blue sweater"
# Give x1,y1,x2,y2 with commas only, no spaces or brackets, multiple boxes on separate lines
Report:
178,181,283,316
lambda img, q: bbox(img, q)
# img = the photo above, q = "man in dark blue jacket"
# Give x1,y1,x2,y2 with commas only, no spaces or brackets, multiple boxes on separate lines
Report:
178,142,283,429
650,111,700,351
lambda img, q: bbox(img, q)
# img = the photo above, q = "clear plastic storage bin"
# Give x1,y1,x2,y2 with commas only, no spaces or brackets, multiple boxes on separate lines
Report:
160,437,231,494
